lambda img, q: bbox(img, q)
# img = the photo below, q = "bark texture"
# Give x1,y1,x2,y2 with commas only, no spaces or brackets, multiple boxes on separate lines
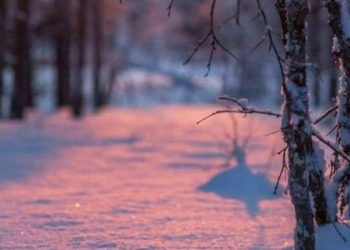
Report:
325,0,350,220
278,0,330,230
280,0,319,249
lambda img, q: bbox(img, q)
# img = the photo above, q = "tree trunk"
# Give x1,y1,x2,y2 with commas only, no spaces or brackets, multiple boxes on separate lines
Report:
92,0,103,110
55,0,71,108
0,0,7,118
308,1,322,107
11,0,33,119
325,0,350,220
329,66,338,105
72,0,86,118
280,0,317,248
23,1,33,109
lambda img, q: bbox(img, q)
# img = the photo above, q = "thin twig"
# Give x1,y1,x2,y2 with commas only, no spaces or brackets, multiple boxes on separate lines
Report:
167,0,176,17
219,96,248,110
265,129,281,137
277,146,288,155
332,222,348,242
220,0,242,26
183,0,238,76
326,124,339,137
255,0,286,92
313,105,338,124
273,147,287,195
197,108,281,125
312,129,350,163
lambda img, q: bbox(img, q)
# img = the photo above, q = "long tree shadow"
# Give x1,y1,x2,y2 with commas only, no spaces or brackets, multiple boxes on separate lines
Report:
0,121,140,184
199,147,282,217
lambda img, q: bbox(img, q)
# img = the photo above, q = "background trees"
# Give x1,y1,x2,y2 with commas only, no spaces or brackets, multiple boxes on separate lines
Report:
0,0,337,120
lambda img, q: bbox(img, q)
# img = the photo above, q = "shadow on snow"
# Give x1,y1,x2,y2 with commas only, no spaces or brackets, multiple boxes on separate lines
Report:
199,148,282,217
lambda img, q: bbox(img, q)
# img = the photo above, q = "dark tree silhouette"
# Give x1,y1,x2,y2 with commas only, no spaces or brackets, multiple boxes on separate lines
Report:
72,0,87,118
11,0,33,119
93,0,104,110
55,0,72,108
0,0,7,118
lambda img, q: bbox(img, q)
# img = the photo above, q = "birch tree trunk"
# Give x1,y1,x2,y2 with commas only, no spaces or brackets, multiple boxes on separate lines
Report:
280,0,316,248
325,0,350,220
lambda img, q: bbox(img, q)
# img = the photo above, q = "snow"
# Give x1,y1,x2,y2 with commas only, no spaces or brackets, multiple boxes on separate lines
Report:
199,153,282,217
0,105,349,249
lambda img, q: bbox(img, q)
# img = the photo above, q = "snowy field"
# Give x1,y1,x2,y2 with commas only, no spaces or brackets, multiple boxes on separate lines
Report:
0,105,350,249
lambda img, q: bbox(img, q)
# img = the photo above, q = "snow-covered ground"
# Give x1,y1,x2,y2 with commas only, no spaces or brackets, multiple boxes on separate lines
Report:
0,105,349,249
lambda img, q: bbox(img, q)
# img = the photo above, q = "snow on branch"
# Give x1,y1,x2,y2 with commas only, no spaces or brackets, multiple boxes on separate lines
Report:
219,97,281,117
201,97,350,165
312,129,350,164
197,97,281,125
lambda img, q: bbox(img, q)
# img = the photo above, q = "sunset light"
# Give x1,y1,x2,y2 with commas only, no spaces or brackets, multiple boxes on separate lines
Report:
1,1,350,249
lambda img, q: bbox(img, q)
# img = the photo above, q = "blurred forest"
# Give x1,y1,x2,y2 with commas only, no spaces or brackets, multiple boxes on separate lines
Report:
0,0,339,119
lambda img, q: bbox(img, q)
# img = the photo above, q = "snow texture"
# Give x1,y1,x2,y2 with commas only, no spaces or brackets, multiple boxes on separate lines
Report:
0,106,349,249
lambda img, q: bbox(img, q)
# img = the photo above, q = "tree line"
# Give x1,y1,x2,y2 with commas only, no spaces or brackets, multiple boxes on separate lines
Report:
0,1,339,120
0,0,121,120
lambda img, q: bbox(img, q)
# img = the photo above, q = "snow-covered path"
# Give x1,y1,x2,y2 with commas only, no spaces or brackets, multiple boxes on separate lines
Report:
0,106,348,249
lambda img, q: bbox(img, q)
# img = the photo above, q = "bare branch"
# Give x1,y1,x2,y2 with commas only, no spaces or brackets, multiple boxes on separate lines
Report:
219,96,281,117
277,146,288,155
332,222,348,242
251,35,267,54
264,129,281,137
220,0,242,26
219,96,248,110
313,105,338,124
273,146,287,195
312,129,350,163
197,102,281,126
184,0,238,76
167,0,176,17
255,0,287,98
326,124,339,137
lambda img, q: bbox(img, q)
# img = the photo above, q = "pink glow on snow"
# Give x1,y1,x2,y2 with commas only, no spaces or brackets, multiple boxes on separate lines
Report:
1,106,341,249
